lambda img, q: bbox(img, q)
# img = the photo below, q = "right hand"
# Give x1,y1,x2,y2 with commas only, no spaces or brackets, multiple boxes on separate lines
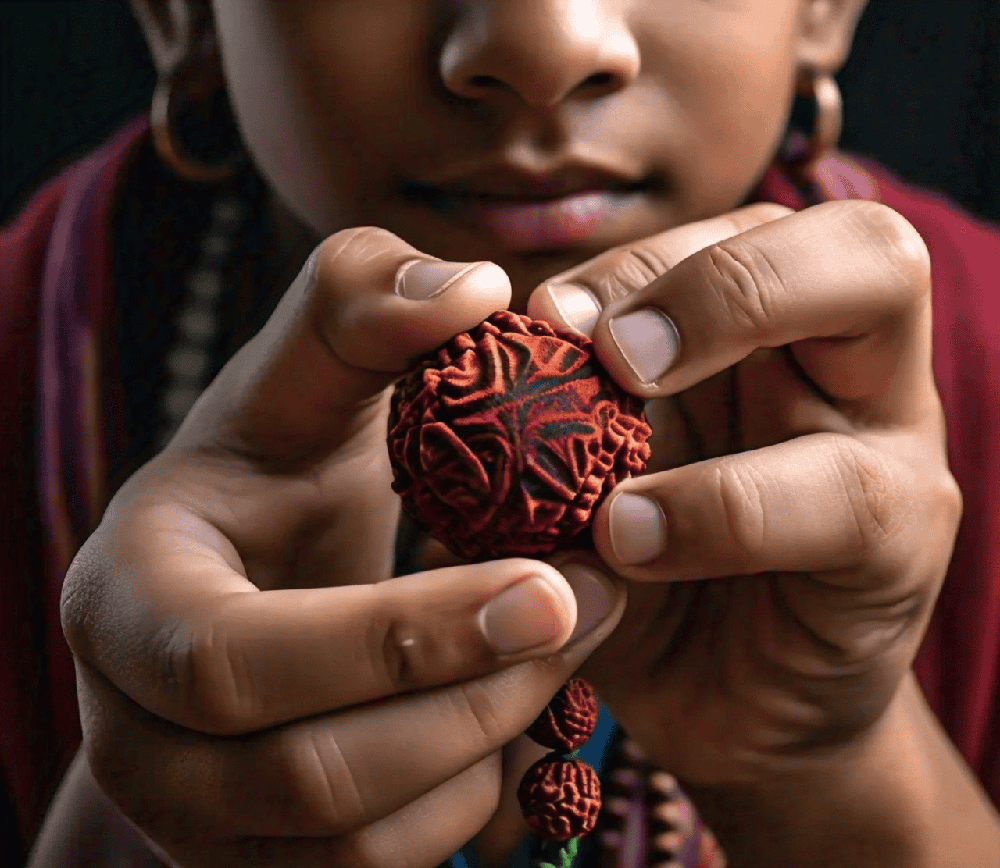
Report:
60,227,626,868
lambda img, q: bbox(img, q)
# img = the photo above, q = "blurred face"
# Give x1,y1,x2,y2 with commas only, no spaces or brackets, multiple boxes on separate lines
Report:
211,0,854,307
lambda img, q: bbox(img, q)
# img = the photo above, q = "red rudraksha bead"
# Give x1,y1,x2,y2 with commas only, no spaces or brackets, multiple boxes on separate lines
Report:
526,678,599,752
517,754,602,841
387,310,651,561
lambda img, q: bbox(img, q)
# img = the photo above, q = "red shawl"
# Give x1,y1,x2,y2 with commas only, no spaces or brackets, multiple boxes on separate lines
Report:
2,122,999,858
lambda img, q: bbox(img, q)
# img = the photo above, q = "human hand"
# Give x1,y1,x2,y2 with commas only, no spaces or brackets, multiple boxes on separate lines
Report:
527,200,960,789
60,228,626,868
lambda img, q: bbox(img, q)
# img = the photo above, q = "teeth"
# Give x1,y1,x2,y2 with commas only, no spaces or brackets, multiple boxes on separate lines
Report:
566,193,600,219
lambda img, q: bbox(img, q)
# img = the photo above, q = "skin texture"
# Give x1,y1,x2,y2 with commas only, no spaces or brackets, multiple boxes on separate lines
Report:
34,1,1000,867
209,0,860,305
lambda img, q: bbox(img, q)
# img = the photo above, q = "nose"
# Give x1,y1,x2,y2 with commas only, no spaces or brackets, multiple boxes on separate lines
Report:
440,0,640,107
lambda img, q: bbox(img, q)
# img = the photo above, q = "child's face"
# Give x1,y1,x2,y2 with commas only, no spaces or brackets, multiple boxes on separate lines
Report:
210,0,864,307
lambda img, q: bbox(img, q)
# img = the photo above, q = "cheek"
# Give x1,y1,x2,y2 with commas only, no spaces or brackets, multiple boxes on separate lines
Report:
702,32,797,154
689,58,793,211
212,1,419,236
641,7,799,216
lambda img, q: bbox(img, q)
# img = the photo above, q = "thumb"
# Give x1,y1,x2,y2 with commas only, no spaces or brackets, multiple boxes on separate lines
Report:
175,226,511,462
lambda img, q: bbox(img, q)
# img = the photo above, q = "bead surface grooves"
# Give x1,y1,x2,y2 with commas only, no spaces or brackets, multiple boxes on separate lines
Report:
388,310,651,561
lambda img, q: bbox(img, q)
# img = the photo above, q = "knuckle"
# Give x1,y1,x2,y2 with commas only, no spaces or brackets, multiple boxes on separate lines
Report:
594,204,795,305
367,601,432,694
154,616,255,735
917,461,963,543
455,678,507,749
743,202,795,224
936,468,964,532
313,226,409,299
597,244,670,303
59,537,103,659
618,243,673,285
728,202,794,235
286,730,367,834
713,462,767,563
830,439,901,553
844,201,931,299
702,238,780,334
319,225,400,270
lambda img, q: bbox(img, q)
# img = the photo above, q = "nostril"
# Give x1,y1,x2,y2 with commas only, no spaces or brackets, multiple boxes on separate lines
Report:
574,71,620,97
440,19,640,107
584,72,615,88
469,73,502,91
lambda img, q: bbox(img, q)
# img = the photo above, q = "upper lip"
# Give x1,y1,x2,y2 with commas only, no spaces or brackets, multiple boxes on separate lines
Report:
406,161,649,201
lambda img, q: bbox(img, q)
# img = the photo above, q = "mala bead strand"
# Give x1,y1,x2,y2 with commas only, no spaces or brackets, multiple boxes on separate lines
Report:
386,313,652,866
645,769,690,868
518,753,602,841
518,678,602,866
525,676,600,752
644,762,728,867
603,739,727,868
593,735,637,866
595,735,653,868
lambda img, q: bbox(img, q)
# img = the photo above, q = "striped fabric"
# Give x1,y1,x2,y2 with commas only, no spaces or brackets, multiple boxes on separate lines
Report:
594,735,725,868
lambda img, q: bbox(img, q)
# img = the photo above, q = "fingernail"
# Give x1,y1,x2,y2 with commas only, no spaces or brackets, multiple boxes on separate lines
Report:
609,493,666,565
560,563,616,644
395,259,504,301
544,283,601,335
478,575,567,655
608,308,679,384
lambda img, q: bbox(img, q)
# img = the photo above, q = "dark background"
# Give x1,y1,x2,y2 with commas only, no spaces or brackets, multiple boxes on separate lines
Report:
2,0,999,226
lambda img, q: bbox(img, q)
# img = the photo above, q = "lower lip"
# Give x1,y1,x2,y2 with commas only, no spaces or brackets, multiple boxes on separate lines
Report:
432,190,643,253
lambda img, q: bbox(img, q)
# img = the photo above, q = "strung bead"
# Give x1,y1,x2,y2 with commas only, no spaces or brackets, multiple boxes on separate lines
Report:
517,753,602,842
525,678,599,752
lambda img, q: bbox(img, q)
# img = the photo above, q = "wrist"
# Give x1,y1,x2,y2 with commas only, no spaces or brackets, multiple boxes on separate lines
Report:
681,673,1000,868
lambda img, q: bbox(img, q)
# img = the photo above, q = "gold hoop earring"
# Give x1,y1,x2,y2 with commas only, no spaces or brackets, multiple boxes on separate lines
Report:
151,75,241,184
793,67,843,176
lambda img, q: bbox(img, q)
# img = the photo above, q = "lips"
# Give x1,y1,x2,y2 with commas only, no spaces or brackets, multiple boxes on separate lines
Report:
404,163,658,253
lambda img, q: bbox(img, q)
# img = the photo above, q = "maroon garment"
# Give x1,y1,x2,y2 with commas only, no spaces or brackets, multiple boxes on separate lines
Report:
1,123,999,862
1,118,146,859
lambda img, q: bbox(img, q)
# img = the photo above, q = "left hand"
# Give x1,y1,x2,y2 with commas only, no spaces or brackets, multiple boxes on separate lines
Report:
525,199,961,788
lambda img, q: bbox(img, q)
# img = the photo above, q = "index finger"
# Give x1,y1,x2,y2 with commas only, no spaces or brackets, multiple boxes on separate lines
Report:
589,201,936,427
526,202,792,335
62,492,620,735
